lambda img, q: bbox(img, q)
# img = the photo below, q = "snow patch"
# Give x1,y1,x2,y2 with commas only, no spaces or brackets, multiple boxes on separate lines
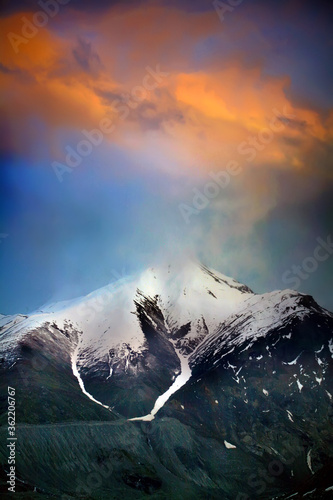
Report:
71,338,112,412
129,351,191,422
296,379,303,392
329,338,333,356
282,352,302,365
307,450,314,474
303,488,316,496
224,440,237,449
287,410,294,422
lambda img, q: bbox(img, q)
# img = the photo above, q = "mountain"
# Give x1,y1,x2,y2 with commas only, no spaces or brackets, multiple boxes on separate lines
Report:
0,261,332,499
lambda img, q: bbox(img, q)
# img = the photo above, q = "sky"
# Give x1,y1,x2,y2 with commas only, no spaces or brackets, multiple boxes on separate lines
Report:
0,0,332,314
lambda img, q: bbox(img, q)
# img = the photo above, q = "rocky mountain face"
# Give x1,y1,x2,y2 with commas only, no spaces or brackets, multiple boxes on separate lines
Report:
0,262,332,499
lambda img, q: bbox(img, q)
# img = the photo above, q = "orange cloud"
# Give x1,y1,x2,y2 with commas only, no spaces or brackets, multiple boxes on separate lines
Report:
0,3,332,185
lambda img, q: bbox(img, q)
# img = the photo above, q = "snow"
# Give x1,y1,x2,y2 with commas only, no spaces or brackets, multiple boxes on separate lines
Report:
71,336,112,412
135,261,252,337
329,338,333,356
296,379,303,392
2,260,332,424
1,260,253,364
190,288,328,367
285,493,298,499
282,352,302,365
0,314,30,356
0,314,26,331
307,450,314,474
129,351,192,422
303,489,316,497
224,440,237,449
287,410,294,422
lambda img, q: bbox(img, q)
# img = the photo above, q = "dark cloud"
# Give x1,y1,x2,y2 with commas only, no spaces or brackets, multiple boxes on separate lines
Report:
94,88,123,104
281,118,308,131
281,136,303,147
2,0,332,19
72,37,102,74
0,0,145,16
134,101,185,131
95,87,185,130
0,62,35,82
0,62,17,74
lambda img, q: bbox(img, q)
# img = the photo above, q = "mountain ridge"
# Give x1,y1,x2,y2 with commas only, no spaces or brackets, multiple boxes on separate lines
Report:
0,262,332,498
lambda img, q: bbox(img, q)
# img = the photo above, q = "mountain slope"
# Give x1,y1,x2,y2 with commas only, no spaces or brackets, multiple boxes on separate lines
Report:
0,262,332,498
0,261,252,418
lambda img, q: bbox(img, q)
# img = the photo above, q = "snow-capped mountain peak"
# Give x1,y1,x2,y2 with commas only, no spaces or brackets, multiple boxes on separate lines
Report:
1,262,332,499
0,261,253,361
